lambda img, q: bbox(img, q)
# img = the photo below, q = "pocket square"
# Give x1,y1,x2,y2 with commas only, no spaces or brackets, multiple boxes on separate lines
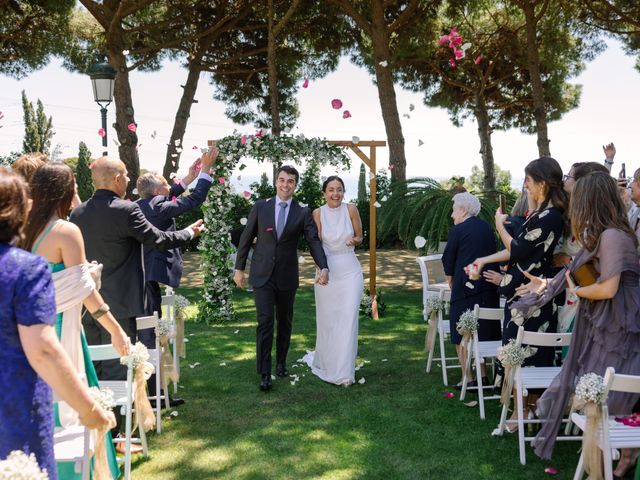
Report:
266,227,273,232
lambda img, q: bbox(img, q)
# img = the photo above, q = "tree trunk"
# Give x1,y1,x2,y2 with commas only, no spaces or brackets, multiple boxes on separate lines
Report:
163,60,202,180
474,92,496,193
522,0,551,157
371,0,406,183
108,49,139,199
267,0,280,137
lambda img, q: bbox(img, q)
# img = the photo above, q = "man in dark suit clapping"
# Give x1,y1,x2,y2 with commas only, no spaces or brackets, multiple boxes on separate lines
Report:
70,157,205,381
233,165,329,391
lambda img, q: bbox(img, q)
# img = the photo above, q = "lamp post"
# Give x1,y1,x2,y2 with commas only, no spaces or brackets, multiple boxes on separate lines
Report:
87,56,116,156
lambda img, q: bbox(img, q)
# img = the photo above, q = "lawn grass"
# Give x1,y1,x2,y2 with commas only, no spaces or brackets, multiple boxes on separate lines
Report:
131,286,579,479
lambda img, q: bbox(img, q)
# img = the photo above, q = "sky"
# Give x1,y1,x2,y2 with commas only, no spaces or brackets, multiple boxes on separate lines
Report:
0,38,639,199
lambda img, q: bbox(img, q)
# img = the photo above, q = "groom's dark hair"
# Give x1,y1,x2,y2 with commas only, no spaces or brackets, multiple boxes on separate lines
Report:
276,165,299,184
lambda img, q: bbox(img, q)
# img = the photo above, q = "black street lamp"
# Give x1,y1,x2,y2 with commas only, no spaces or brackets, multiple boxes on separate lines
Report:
87,56,116,156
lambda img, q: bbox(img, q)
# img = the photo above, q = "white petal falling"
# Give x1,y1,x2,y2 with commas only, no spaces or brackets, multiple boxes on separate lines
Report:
374,201,381,208
379,60,388,67
414,236,427,249
240,217,247,225
352,136,360,144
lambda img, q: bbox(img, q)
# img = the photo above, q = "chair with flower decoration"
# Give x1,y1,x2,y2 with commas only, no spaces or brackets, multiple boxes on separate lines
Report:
496,326,576,465
572,367,640,480
459,304,504,420
161,291,180,394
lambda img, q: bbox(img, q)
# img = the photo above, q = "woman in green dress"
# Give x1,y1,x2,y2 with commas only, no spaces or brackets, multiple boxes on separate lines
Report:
22,163,130,480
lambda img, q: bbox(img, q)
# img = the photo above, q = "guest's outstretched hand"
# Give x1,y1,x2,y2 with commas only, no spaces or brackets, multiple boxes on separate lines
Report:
201,144,219,172
603,142,616,161
189,219,206,237
515,271,547,296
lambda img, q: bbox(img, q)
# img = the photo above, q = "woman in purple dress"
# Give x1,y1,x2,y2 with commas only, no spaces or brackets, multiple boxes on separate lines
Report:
0,170,115,478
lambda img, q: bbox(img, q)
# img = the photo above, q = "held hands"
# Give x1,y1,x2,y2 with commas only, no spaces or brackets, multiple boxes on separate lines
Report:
315,268,329,285
189,219,206,238
514,271,547,296
346,236,362,247
111,328,131,357
79,404,116,431
233,270,246,288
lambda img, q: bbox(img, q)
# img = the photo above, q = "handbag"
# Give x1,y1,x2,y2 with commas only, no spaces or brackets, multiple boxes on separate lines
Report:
570,261,598,287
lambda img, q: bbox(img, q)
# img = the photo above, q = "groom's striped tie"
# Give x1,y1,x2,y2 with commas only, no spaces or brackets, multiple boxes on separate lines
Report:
276,202,288,238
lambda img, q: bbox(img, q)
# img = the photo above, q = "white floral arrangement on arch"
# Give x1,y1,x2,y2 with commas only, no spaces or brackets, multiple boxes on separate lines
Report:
455,309,477,336
120,342,150,369
0,450,49,479
199,133,351,324
575,373,606,405
496,339,528,367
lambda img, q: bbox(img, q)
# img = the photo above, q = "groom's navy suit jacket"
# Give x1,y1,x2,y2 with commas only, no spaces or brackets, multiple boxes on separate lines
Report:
234,197,328,290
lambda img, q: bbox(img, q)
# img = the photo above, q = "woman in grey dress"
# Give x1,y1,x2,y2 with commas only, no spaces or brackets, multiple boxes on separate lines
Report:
513,172,640,476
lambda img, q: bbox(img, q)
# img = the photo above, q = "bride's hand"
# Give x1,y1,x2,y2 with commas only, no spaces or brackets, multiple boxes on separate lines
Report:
346,236,362,247
514,271,547,296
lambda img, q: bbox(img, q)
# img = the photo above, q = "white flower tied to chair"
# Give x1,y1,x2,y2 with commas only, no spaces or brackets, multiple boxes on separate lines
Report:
573,373,607,479
456,309,478,373
0,450,49,480
173,294,190,357
496,339,529,405
87,387,116,480
425,295,448,354
155,316,179,386
120,342,155,432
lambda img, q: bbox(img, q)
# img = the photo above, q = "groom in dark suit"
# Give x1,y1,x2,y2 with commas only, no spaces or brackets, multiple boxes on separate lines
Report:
234,165,328,391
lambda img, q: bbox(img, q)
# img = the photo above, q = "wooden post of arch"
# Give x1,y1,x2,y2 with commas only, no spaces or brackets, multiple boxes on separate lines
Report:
328,140,386,320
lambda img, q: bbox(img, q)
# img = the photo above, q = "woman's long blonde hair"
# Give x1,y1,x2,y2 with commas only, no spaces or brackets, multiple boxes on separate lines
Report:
570,172,637,251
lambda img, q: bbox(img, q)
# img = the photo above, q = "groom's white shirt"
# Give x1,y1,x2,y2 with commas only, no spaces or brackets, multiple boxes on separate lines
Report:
274,195,293,229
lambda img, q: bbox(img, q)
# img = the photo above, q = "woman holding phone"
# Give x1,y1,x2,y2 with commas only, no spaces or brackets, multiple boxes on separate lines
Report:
512,172,640,474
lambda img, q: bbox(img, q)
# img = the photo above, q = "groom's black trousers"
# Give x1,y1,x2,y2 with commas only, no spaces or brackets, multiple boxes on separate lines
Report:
253,278,296,375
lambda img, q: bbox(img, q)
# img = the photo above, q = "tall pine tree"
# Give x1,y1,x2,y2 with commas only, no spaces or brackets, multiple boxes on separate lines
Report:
22,91,54,155
76,142,94,201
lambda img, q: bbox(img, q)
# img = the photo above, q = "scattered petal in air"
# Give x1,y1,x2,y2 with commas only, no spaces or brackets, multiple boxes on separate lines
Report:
381,196,388,202
171,153,178,158
409,103,415,111
174,139,181,146
0,112,4,120
240,218,247,226
414,236,427,249
255,129,263,137
192,145,198,150
237,175,242,180
234,329,239,334
544,467,558,475
218,177,225,184
241,136,247,145
122,49,130,55
358,377,366,384
461,42,472,51
374,201,381,208
474,55,483,65
98,128,106,137
403,113,410,119
331,99,343,109
127,123,137,132
379,60,388,67
342,110,351,119
151,130,156,139
169,172,177,179
352,136,360,144
464,401,478,407
243,191,251,199
298,256,305,264
302,78,309,88
132,188,138,195
444,391,455,398
418,139,424,146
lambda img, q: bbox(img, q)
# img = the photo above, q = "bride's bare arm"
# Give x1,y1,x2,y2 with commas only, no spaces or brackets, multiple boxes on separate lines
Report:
346,204,363,246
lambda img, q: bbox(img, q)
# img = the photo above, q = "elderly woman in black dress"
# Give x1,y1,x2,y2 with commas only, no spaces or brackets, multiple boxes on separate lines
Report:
442,192,500,387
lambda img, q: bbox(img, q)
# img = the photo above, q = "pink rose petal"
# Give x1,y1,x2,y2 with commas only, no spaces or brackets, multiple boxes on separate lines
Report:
195,164,201,171
342,110,351,119
127,123,137,132
255,129,263,137
454,49,464,59
437,35,449,46
243,191,251,199
241,135,247,145
302,78,309,88
444,391,455,398
218,177,225,184
192,145,198,150
449,58,456,68
474,55,483,65
544,467,557,475
331,99,343,110
98,128,106,137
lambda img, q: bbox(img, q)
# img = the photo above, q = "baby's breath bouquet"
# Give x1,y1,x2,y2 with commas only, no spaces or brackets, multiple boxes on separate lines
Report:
455,309,477,336
120,341,150,369
88,387,115,412
573,372,607,478
155,317,174,337
174,294,191,321
496,339,527,368
0,451,48,480
426,296,445,318
574,373,606,405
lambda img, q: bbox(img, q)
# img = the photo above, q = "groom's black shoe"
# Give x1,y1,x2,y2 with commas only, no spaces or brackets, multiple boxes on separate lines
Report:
260,374,272,391
276,364,288,377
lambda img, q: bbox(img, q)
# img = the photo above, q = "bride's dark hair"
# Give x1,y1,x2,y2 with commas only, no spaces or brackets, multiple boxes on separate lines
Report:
322,176,345,192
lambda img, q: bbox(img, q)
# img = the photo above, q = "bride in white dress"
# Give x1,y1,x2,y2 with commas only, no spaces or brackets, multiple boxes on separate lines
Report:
303,176,364,386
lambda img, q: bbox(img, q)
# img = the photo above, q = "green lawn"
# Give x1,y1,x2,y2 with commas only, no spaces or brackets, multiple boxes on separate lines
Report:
131,286,579,479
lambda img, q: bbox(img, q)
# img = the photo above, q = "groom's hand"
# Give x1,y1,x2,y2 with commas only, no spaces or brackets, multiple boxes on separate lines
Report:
233,269,246,288
317,268,329,285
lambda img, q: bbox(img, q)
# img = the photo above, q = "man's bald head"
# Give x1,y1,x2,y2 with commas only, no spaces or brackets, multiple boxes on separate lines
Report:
91,156,129,197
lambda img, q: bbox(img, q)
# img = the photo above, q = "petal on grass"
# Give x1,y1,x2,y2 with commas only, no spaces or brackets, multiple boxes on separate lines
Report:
544,467,557,475
464,401,478,407
444,391,455,398
358,378,366,384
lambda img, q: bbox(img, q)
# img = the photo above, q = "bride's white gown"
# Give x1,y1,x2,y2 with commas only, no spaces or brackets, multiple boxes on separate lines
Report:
304,203,363,385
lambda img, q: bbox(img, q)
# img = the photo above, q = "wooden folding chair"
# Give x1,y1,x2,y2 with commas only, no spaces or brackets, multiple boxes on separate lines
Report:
88,345,148,480
573,367,640,480
137,312,169,433
496,326,578,465
459,305,504,419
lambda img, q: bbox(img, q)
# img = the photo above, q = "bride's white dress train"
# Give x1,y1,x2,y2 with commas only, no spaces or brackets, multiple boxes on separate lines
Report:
303,203,363,385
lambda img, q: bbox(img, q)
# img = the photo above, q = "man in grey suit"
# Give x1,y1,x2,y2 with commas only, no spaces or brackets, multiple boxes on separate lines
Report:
70,156,205,381
234,165,329,391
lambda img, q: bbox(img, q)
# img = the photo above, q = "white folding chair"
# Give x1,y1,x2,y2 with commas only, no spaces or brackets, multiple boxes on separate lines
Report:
423,288,458,386
161,293,180,394
573,367,640,480
459,305,504,419
137,312,169,433
496,326,578,464
88,344,148,480
54,425,91,479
